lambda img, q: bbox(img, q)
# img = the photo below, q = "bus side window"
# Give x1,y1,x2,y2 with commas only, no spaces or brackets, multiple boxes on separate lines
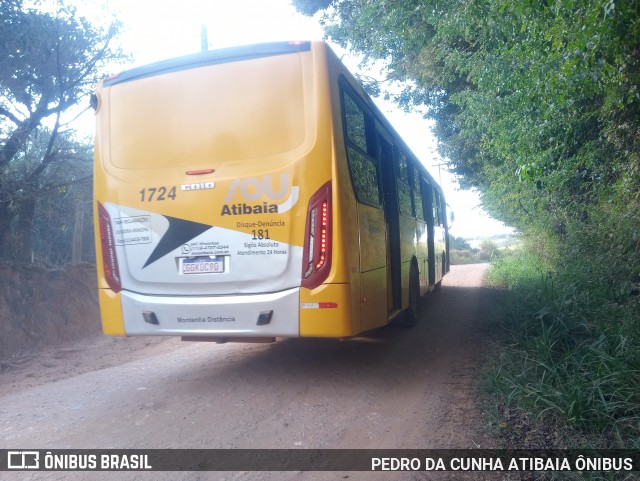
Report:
342,90,381,207
439,193,447,225
421,177,432,222
411,165,425,222
396,151,413,217
432,190,440,226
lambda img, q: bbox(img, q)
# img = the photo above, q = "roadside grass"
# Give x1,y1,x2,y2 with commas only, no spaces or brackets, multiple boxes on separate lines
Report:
482,242,640,454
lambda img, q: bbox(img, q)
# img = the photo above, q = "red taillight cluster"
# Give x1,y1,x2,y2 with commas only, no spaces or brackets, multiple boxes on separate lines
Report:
315,201,328,270
97,202,121,293
302,181,332,290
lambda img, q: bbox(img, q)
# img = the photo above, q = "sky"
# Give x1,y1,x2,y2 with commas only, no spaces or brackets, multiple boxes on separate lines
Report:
83,0,512,238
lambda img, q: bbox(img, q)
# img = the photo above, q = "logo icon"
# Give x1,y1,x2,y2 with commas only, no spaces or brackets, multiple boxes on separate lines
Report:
8,451,39,469
224,174,299,213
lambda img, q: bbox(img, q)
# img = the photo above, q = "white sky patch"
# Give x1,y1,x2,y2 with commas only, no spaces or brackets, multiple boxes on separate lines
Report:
101,0,324,67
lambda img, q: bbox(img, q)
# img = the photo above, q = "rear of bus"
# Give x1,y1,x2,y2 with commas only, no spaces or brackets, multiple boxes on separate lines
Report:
93,41,352,340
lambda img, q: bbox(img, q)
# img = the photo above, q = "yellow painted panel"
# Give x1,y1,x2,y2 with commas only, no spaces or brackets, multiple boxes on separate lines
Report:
400,261,410,309
420,257,429,295
416,221,428,259
358,204,386,272
98,289,125,336
434,225,446,283
299,283,354,337
399,215,417,262
360,268,388,331
108,55,307,169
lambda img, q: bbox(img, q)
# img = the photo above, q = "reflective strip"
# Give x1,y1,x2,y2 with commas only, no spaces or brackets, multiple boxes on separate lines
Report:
301,302,338,309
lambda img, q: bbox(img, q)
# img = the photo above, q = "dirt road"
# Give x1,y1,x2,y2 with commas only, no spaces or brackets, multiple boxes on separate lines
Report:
1,263,499,480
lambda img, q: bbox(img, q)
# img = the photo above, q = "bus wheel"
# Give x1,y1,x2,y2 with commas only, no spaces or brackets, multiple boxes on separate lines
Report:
402,263,421,328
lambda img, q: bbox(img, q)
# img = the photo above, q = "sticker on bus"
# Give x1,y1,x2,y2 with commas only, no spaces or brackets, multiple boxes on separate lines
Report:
179,256,226,274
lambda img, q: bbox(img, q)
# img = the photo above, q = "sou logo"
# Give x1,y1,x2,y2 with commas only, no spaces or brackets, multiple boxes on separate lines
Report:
224,174,299,214
225,174,290,201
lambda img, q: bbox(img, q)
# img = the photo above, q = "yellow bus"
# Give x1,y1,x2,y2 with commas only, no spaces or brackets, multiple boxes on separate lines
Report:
92,41,450,341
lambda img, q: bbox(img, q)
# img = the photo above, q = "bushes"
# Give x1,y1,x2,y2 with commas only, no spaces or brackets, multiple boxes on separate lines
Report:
450,249,484,265
449,236,503,265
484,224,640,449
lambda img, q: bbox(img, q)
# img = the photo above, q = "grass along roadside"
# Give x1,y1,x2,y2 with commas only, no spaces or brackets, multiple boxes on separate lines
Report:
481,244,640,453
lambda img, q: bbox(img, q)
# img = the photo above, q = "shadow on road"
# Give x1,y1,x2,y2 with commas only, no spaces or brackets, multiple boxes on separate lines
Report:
183,284,504,395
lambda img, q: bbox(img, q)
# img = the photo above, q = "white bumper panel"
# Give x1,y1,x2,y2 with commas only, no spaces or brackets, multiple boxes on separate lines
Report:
121,287,300,337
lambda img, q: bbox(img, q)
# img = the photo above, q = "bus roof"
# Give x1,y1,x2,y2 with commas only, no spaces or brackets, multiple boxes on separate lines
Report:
103,41,311,87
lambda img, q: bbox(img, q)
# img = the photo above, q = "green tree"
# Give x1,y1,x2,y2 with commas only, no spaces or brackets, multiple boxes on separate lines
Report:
293,0,640,237
449,234,471,251
479,239,497,260
0,0,123,262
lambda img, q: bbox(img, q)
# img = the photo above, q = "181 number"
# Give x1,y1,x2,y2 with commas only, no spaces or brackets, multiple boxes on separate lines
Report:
252,229,270,240
140,186,177,202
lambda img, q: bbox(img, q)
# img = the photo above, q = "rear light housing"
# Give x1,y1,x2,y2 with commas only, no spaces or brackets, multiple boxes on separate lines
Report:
97,202,121,292
302,181,332,290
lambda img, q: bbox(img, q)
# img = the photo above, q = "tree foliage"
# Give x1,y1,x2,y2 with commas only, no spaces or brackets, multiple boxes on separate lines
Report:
0,0,123,262
449,234,472,251
294,0,640,230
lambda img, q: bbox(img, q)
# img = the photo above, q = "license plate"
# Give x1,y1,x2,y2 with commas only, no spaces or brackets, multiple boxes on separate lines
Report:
180,256,225,274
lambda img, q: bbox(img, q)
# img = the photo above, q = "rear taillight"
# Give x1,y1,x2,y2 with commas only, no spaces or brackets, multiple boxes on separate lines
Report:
97,202,121,293
302,181,332,290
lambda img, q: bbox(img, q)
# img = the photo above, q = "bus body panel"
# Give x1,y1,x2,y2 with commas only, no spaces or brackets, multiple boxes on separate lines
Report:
323,48,367,335
105,53,311,174
416,221,429,295
357,204,387,272
121,287,300,337
299,283,353,337
399,216,418,263
398,215,419,309
98,201,304,296
356,203,388,330
434,224,447,284
360,268,388,331
98,289,125,336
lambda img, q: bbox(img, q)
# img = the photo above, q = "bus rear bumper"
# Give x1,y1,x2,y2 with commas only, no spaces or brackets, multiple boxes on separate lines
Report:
120,287,300,337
